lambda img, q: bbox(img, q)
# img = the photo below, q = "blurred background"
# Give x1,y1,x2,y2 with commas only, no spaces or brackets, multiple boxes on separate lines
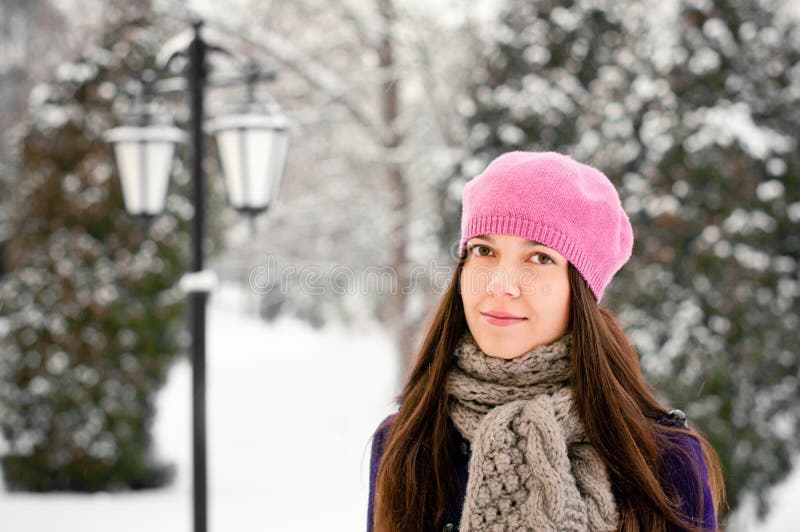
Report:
0,0,798,530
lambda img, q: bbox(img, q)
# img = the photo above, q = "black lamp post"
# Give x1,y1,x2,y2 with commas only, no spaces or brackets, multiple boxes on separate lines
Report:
105,19,290,532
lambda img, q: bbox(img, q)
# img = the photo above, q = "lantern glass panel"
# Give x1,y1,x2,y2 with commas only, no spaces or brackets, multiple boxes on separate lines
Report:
144,141,176,214
268,130,290,206
215,128,246,208
112,140,175,215
113,141,144,214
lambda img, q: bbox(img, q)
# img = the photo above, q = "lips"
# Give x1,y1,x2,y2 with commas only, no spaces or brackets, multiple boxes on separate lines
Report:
480,310,527,327
481,310,526,319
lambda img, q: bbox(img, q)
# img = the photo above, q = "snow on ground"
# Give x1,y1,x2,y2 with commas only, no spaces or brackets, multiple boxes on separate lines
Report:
1,281,799,531
0,282,400,531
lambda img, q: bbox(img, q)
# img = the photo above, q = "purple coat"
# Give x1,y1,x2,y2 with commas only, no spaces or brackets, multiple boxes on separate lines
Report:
367,412,716,532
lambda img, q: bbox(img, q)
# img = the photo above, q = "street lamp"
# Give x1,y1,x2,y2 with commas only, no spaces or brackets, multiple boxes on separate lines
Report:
105,19,289,532
207,103,290,216
105,113,187,218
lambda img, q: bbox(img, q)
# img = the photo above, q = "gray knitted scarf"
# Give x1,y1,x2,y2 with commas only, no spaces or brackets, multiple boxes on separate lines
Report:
445,329,619,532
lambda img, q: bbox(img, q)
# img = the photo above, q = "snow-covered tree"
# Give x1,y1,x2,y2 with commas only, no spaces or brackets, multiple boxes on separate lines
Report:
0,2,225,491
614,0,800,519
0,0,69,279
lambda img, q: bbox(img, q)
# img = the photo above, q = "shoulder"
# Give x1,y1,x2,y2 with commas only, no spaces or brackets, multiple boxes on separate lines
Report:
652,412,705,477
653,413,717,530
369,413,398,477
371,412,399,450
654,412,704,467
367,412,400,531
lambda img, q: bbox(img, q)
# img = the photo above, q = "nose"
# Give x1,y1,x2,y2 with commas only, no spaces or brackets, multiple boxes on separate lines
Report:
486,266,520,297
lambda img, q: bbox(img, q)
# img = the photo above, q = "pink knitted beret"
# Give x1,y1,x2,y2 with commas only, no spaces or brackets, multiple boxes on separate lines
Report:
459,151,634,303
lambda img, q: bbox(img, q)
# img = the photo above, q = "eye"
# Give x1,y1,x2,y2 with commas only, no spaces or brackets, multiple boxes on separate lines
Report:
468,245,555,263
468,244,493,257
531,252,555,265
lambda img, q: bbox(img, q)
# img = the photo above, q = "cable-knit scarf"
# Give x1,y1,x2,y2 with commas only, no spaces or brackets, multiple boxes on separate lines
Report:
445,329,619,532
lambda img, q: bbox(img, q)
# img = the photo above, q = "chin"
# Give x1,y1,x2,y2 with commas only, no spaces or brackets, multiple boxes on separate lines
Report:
475,336,523,359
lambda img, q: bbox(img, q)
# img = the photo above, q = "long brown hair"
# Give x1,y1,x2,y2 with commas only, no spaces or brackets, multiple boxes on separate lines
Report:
373,250,726,531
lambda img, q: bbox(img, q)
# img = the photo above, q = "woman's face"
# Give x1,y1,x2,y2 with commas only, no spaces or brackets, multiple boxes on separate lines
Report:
459,233,571,359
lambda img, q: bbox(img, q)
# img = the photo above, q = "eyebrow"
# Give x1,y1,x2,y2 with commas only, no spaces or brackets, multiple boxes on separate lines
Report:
473,234,543,247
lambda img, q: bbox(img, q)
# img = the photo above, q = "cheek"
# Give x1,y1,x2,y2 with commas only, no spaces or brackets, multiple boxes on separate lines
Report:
460,265,483,306
542,269,570,294
552,280,571,317
524,271,570,307
459,269,472,305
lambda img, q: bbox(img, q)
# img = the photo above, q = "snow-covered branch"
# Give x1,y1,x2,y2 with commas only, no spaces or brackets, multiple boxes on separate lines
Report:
200,13,388,142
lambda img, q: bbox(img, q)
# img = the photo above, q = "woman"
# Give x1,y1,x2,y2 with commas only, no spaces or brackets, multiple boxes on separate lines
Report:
367,151,725,531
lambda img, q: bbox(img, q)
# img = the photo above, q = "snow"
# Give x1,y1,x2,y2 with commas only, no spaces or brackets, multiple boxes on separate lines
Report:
728,466,800,532
1,281,799,530
683,102,796,159
0,282,400,531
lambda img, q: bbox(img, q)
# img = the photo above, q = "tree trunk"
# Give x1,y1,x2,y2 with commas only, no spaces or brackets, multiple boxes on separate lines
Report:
375,0,416,386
